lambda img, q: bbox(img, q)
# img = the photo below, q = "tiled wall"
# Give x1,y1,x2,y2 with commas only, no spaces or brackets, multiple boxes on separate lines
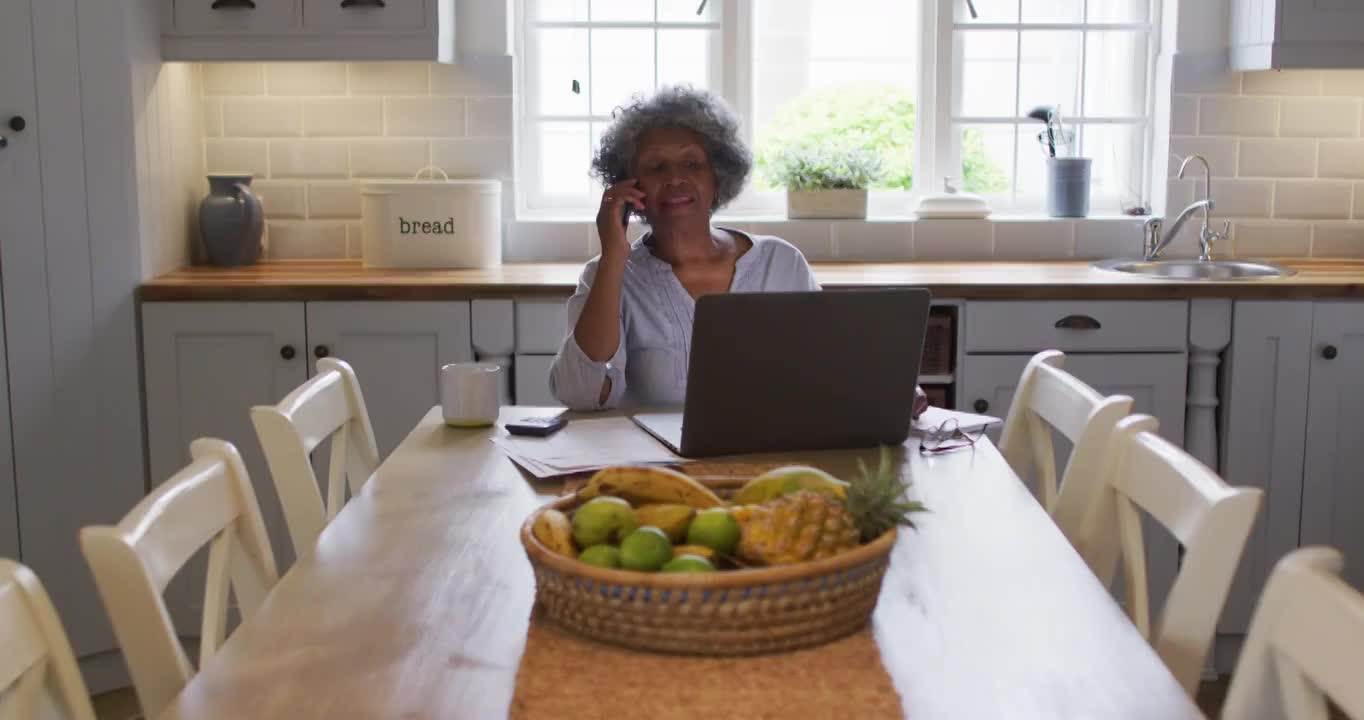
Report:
201,60,513,259
1167,69,1364,258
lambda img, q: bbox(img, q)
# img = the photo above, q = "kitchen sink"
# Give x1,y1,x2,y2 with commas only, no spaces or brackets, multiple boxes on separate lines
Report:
1092,258,1296,280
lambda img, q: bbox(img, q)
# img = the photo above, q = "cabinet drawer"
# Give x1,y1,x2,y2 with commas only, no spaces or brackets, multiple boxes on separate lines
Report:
516,299,569,354
515,354,557,406
174,0,298,34
303,0,428,31
964,301,1188,353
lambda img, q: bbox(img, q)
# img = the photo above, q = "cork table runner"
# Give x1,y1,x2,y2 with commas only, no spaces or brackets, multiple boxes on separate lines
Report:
511,608,903,719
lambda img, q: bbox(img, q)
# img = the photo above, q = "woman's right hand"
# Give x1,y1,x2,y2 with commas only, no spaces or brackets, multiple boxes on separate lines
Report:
595,179,645,262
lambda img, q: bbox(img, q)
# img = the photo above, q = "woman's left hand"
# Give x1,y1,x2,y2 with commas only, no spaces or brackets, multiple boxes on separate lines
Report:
913,386,929,419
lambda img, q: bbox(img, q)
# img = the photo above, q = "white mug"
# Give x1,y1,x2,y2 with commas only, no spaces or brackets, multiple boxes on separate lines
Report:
441,362,502,427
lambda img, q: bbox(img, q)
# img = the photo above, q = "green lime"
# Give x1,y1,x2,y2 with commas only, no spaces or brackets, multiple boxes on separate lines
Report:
686,508,740,556
578,544,622,568
619,527,673,571
661,555,716,573
571,496,637,548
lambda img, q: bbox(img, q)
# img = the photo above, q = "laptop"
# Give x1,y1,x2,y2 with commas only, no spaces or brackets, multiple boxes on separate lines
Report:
633,288,932,458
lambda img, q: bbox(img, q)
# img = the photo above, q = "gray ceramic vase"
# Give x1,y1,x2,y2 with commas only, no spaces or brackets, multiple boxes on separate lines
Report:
200,174,264,266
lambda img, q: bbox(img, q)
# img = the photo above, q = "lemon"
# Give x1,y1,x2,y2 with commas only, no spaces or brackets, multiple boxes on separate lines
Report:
686,508,740,556
571,496,637,547
661,555,716,573
619,527,673,571
578,545,622,568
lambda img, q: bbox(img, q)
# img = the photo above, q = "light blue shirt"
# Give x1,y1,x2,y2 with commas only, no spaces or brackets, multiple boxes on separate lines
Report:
549,230,820,410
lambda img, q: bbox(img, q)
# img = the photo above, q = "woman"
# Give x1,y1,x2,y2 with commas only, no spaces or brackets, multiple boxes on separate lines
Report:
549,86,927,415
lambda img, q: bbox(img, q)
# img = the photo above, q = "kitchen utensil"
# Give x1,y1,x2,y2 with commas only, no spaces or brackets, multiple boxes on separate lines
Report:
1027,105,1058,157
1047,157,1092,217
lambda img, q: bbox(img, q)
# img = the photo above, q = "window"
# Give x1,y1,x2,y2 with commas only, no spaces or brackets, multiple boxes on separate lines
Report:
515,0,1158,218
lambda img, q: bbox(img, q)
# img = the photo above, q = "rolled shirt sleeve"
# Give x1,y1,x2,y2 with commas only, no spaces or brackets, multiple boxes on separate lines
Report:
549,258,629,410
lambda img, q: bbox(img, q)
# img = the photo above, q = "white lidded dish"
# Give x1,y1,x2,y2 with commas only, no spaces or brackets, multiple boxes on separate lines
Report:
914,178,992,219
361,167,502,269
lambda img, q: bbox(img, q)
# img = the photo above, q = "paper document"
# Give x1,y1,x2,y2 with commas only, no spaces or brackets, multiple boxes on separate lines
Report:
911,406,1002,435
491,417,684,479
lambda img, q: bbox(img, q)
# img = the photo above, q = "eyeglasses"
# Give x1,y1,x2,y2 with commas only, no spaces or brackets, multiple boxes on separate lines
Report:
919,418,986,455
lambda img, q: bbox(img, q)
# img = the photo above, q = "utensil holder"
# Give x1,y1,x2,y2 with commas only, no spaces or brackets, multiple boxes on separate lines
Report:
1047,157,1091,218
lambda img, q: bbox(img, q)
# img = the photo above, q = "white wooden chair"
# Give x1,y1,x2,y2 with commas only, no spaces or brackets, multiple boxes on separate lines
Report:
998,350,1134,518
251,357,380,559
1223,547,1364,720
1081,415,1261,696
80,439,279,720
0,559,95,720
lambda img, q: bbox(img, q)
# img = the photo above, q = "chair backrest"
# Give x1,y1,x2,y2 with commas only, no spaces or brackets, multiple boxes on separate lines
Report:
998,350,1134,515
0,560,95,720
80,439,279,720
1086,415,1262,696
1223,547,1364,720
251,357,379,559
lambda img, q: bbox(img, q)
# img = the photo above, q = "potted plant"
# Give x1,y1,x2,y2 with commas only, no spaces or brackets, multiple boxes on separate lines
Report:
768,139,885,220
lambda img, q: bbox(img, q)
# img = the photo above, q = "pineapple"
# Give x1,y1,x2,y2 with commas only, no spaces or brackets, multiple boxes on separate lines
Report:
731,446,926,566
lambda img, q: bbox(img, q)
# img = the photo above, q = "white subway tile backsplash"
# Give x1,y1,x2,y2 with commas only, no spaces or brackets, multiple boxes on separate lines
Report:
1279,98,1361,138
1243,70,1321,96
202,63,264,96
1322,70,1364,97
749,221,834,260
1318,141,1364,179
914,220,993,260
346,223,364,258
1170,136,1238,176
1275,180,1354,219
252,180,306,219
1238,139,1316,178
1357,183,1364,218
203,99,223,137
1312,222,1364,257
349,63,429,96
304,98,383,137
1210,178,1273,217
266,63,348,95
1199,96,1277,137
467,98,513,137
1172,64,1242,95
992,220,1075,259
205,139,269,177
1074,219,1142,259
1232,221,1312,258
222,98,302,137
270,140,349,179
832,221,912,261
384,97,466,137
1166,178,1195,215
430,138,513,179
1170,95,1198,136
504,222,590,263
350,140,430,178
432,57,514,97
266,221,348,258
308,182,363,219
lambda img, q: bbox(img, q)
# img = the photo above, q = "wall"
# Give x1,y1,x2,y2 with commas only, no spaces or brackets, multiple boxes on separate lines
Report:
136,63,206,277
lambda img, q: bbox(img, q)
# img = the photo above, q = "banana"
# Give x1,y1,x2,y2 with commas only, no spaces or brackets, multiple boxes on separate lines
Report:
671,544,716,561
635,503,695,543
532,508,576,557
731,466,849,506
580,466,723,509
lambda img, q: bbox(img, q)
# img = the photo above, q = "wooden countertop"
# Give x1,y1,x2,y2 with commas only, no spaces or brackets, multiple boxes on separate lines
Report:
138,259,1364,301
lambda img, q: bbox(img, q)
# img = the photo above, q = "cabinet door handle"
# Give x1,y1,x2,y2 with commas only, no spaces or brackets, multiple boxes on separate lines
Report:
1055,314,1102,330
280,345,296,360
211,0,258,9
1322,345,1339,360
340,0,387,7
973,399,989,414
314,345,331,359
8,116,24,133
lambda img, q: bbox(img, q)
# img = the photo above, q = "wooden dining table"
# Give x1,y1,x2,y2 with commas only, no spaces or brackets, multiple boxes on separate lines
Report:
160,406,1205,719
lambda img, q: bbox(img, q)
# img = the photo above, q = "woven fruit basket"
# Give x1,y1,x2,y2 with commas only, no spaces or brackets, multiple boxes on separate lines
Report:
520,475,899,656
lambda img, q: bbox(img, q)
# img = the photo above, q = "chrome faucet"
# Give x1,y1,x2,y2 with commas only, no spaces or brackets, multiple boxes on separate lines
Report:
1142,154,1230,262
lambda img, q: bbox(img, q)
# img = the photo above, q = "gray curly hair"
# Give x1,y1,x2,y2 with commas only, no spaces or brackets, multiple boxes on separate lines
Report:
591,85,751,214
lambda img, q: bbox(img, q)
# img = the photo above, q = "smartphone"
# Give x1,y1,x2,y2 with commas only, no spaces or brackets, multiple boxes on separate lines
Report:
505,414,568,437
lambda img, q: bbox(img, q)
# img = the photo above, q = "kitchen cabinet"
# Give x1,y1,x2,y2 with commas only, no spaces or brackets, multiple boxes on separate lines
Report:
305,301,473,458
515,354,557,406
142,302,308,625
162,0,458,62
1231,0,1364,70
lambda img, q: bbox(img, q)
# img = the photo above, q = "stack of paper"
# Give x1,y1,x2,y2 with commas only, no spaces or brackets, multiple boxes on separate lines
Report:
491,417,684,478
911,406,1002,435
